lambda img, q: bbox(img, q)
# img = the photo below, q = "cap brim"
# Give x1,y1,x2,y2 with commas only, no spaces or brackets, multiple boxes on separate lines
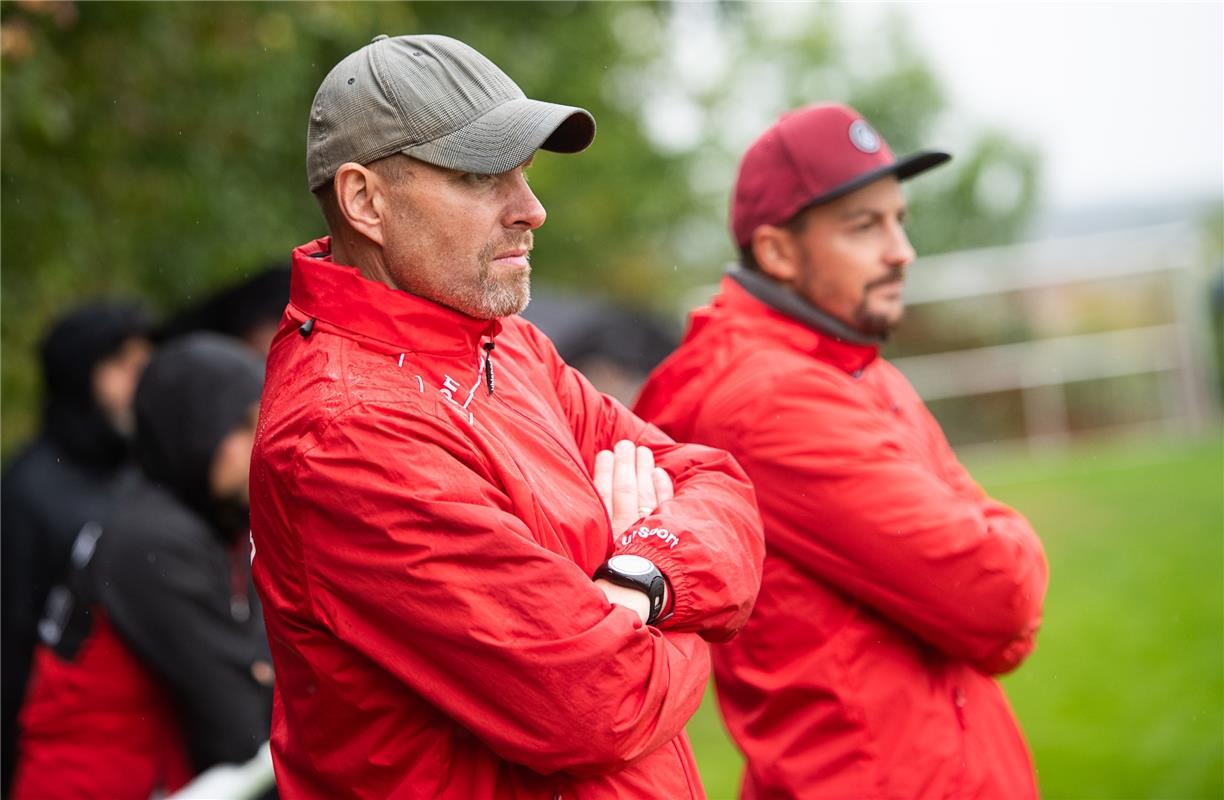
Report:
402,97,595,175
798,149,952,212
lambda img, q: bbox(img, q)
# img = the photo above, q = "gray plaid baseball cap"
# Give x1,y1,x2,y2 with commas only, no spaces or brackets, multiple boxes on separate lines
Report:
306,34,596,191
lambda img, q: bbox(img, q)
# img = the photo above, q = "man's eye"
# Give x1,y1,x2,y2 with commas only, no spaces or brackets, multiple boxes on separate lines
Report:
464,173,497,186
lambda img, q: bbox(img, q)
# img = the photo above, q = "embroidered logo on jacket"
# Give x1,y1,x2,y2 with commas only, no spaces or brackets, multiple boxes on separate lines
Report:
437,372,483,425
621,525,680,550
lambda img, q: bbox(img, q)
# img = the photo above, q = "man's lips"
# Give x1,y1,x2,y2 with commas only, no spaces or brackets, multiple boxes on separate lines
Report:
871,280,905,299
493,249,530,268
866,270,905,291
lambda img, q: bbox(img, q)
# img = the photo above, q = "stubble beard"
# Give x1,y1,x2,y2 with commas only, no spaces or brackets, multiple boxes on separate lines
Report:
797,246,904,339
853,266,907,339
438,237,533,320
852,299,900,339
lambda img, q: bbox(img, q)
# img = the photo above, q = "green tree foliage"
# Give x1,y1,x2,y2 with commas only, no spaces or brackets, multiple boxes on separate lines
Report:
663,4,1040,261
1,1,1040,457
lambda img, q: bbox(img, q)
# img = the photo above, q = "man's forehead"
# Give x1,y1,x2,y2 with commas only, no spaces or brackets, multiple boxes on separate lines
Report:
828,177,907,218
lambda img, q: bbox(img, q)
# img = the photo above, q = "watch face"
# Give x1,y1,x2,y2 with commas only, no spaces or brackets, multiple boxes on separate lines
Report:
608,554,655,576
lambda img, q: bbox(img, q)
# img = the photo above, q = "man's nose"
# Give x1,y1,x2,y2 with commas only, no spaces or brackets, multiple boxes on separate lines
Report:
887,223,916,267
505,173,547,231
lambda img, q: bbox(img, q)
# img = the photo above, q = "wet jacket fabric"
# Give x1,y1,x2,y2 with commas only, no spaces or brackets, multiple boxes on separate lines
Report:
634,274,1048,800
249,238,765,799
12,334,273,798
1,302,149,792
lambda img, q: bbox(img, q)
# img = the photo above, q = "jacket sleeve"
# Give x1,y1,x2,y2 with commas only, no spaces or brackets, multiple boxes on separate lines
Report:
522,325,765,642
735,369,1047,674
99,522,272,770
292,404,711,777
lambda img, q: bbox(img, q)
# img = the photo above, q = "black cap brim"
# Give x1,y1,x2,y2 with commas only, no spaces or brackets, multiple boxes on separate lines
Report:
798,149,952,213
541,109,596,154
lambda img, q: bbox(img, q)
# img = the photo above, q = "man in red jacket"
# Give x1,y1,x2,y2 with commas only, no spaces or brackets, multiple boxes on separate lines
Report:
635,104,1049,799
249,34,765,799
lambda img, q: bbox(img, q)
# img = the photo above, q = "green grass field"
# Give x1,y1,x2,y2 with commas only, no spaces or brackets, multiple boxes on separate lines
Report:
685,436,1224,800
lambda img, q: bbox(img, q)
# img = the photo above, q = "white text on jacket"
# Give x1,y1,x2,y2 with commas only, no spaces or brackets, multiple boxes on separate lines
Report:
620,525,680,550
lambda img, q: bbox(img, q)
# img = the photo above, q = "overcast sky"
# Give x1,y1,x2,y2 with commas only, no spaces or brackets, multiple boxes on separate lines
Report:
865,2,1223,211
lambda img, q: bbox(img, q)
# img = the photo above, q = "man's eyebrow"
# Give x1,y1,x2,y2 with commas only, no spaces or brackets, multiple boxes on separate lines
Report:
839,205,907,220
839,207,882,220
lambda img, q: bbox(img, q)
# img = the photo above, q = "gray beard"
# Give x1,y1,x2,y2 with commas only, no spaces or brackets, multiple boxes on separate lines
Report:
444,259,531,319
414,235,533,319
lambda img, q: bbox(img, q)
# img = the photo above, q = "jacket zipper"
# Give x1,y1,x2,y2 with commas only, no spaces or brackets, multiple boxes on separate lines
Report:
483,341,496,395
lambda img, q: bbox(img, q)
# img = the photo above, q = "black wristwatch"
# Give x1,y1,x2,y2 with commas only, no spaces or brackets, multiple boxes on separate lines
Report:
593,554,669,625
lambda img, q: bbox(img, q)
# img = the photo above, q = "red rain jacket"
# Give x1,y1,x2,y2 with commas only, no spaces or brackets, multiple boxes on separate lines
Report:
12,612,192,800
249,239,765,799
635,276,1048,799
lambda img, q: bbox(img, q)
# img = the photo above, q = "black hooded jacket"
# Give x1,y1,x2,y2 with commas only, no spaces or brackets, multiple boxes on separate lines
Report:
84,333,273,772
1,302,150,791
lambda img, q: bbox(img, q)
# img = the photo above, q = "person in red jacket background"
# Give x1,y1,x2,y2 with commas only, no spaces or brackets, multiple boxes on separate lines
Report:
635,103,1049,799
249,34,764,799
12,334,272,800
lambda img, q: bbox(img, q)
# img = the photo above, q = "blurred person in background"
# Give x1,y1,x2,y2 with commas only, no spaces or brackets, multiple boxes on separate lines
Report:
11,333,273,799
635,104,1049,799
250,34,763,799
158,264,292,357
520,287,678,405
1,301,152,793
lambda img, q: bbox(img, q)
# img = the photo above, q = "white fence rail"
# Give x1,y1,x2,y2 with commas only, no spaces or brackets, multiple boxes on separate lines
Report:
892,325,1184,400
894,222,1218,451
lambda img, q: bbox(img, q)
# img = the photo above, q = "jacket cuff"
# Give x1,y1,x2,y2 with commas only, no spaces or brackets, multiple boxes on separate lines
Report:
613,529,691,627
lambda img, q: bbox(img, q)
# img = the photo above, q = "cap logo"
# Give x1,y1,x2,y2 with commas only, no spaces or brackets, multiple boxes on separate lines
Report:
848,119,881,154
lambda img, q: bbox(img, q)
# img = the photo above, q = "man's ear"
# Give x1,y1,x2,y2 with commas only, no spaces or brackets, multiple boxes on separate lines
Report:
752,225,799,283
334,163,385,247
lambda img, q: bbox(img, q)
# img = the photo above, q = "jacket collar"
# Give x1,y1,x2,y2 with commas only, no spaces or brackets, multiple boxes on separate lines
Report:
289,237,501,356
717,270,879,375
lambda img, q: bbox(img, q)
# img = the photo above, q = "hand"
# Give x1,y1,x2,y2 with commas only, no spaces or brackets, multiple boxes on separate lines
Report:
594,578,651,625
592,440,674,536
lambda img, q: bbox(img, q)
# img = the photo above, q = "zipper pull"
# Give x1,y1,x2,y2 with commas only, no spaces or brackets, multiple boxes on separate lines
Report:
483,341,496,396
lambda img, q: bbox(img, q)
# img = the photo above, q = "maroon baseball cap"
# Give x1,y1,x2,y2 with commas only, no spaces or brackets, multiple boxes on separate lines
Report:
731,103,950,247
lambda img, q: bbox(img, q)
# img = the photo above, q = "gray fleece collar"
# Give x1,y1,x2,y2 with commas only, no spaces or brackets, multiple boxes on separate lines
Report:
727,267,885,347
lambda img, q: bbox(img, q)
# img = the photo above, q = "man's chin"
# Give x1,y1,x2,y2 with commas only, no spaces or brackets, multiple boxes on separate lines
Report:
856,306,904,338
474,282,531,319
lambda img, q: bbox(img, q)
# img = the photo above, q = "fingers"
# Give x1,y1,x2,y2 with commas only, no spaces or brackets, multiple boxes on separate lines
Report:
653,467,674,505
593,449,614,521
612,440,638,529
636,446,657,519
595,441,673,531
